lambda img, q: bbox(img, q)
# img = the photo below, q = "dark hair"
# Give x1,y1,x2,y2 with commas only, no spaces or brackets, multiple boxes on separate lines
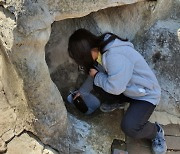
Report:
68,28,127,73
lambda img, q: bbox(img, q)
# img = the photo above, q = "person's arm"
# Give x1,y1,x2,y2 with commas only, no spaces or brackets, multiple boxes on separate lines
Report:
79,75,94,95
77,75,100,115
94,53,134,95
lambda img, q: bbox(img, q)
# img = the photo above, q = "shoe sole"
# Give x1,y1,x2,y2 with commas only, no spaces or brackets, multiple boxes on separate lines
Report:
100,106,125,112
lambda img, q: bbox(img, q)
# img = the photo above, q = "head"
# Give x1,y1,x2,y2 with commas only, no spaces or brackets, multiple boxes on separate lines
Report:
68,29,100,73
68,28,127,73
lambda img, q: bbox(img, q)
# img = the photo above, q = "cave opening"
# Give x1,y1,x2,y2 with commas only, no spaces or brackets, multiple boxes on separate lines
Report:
45,1,155,110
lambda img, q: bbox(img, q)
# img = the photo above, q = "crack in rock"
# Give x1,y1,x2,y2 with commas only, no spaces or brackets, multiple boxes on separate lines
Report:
6,131,59,154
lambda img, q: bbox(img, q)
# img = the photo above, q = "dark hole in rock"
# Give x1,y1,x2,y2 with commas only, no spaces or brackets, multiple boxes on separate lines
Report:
152,51,161,63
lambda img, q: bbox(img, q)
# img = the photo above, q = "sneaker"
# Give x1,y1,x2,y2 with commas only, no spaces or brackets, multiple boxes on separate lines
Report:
100,102,125,112
152,122,167,154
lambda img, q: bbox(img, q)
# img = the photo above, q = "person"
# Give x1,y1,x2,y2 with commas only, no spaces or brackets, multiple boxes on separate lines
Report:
67,28,167,154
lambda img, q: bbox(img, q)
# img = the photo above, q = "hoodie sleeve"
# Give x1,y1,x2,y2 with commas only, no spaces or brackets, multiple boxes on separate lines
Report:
94,53,134,95
79,75,94,94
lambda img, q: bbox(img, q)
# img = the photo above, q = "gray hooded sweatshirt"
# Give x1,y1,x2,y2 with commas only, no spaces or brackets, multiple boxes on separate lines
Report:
93,34,161,105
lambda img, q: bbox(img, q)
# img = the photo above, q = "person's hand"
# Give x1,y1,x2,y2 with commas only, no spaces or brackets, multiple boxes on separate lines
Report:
73,92,81,100
89,68,98,77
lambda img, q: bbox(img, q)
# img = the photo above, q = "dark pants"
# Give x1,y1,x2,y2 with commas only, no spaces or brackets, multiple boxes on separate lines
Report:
93,85,157,140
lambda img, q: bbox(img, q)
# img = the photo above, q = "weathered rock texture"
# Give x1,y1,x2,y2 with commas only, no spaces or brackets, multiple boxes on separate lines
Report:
0,0,180,153
135,19,180,117
6,132,59,154
0,4,67,146
46,0,145,21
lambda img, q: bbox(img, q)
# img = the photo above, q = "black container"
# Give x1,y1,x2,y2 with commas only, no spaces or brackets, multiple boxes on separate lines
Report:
71,93,88,113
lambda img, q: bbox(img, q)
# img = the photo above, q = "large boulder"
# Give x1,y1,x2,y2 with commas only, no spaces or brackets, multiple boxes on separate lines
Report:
135,19,180,118
0,3,67,145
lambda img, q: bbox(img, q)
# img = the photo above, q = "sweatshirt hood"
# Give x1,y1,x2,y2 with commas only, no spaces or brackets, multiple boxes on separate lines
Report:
103,34,134,52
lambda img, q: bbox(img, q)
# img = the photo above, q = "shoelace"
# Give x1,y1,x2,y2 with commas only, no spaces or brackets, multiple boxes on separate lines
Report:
153,137,165,147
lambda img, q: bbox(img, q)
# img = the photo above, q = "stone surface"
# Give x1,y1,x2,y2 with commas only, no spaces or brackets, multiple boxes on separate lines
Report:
0,0,67,146
126,144,151,154
167,151,180,154
0,80,2,92
150,111,180,125
2,131,59,154
83,110,125,153
0,56,2,91
6,133,44,154
43,146,59,154
126,137,151,148
0,137,7,153
53,110,125,153
125,137,151,154
163,124,180,136
45,0,145,21
166,136,180,151
0,91,16,142
1,129,15,143
133,1,180,118
0,56,16,145
135,18,180,117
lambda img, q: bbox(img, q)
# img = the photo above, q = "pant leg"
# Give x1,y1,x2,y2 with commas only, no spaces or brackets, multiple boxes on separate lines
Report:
79,76,94,94
93,84,132,104
121,100,157,140
81,93,100,114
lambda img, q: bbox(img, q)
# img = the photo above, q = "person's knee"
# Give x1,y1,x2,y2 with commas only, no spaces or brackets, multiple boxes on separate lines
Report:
121,119,130,135
80,92,100,115
85,103,100,115
121,119,141,139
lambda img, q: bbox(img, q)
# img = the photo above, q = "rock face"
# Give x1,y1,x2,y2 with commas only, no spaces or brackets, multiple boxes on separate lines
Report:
6,132,59,154
135,19,180,117
46,0,145,21
0,0,180,153
0,4,67,145
59,112,125,154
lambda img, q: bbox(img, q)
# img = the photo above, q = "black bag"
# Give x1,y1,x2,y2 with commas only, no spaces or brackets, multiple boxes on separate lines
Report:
72,94,88,113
